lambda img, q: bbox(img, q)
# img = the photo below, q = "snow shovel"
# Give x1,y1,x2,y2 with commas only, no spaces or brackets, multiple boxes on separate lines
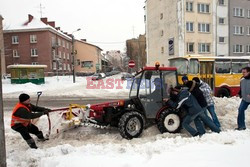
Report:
31,91,43,124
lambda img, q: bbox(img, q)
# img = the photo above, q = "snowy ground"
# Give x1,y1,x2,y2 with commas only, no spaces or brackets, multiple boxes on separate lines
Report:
2,75,250,167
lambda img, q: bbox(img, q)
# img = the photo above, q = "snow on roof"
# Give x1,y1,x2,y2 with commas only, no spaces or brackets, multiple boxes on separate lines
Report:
4,17,71,40
7,64,47,69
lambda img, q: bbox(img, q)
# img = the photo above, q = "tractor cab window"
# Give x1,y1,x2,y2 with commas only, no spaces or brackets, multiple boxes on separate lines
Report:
161,71,178,98
130,72,142,97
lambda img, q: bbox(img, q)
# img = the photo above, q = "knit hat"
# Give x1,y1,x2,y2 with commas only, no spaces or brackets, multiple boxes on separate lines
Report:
182,76,188,81
19,93,30,103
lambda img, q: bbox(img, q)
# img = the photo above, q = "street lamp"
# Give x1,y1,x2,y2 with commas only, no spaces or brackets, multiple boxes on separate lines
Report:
71,28,81,83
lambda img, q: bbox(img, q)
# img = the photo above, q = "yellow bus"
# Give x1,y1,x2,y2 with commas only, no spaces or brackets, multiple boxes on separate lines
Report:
169,55,250,97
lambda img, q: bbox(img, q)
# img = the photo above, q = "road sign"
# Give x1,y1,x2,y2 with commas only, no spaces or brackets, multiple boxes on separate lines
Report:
128,60,135,68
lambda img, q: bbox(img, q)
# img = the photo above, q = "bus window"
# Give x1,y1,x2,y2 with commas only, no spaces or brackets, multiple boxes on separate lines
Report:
169,58,188,74
189,59,199,74
215,60,231,73
232,60,250,73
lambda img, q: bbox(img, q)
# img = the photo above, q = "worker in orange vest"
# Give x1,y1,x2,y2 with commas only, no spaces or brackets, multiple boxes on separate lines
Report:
11,93,51,149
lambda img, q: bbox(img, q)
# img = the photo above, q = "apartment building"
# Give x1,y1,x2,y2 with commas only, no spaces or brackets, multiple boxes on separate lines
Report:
74,39,102,74
229,0,250,56
3,14,72,76
0,15,6,76
146,0,217,66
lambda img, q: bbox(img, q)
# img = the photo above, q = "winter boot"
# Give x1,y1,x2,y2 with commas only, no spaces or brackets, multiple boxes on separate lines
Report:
26,138,38,149
36,131,49,142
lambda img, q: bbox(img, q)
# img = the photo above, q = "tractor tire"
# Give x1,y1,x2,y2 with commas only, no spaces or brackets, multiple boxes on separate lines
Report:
157,109,181,134
217,88,230,97
118,112,145,140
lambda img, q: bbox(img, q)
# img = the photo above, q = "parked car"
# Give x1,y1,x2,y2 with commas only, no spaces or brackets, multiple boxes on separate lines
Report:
121,72,134,80
91,73,106,81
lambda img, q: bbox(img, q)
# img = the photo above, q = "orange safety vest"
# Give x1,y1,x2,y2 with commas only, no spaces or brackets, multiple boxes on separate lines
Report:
11,103,31,127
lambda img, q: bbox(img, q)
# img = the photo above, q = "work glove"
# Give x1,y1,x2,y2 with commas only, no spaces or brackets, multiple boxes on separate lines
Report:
43,109,51,115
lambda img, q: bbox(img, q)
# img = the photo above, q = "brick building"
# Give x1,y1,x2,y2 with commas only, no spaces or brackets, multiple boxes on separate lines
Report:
3,14,72,76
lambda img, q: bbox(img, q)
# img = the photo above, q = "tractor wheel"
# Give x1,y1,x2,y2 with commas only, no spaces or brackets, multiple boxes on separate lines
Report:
217,88,230,97
118,112,145,139
157,109,181,134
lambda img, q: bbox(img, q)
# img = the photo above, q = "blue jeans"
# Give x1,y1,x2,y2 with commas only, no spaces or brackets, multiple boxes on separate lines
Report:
198,112,221,133
205,105,221,128
237,100,250,129
182,112,205,136
182,115,199,136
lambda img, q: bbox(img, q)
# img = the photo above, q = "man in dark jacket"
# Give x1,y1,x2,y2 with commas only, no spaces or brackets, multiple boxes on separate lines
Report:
11,93,51,149
236,67,250,130
165,87,220,136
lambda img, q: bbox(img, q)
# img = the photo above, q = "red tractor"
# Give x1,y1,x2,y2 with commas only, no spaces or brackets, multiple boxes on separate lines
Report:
88,65,183,139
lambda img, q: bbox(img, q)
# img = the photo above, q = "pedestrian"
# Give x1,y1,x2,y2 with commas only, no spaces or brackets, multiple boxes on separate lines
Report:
11,93,51,149
192,77,221,128
235,67,250,130
164,86,220,137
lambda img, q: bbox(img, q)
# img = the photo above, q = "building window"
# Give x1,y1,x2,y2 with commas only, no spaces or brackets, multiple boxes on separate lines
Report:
186,2,193,12
31,62,38,65
30,35,37,43
246,45,250,54
233,44,244,53
198,3,210,13
58,51,61,58
234,8,244,17
248,10,250,18
187,43,194,53
219,37,225,43
160,13,163,19
68,64,71,71
77,59,80,66
67,53,70,59
234,26,244,35
81,61,93,68
63,52,66,59
58,39,61,46
186,22,194,32
218,0,225,5
53,62,57,70
198,23,210,33
161,30,164,36
62,40,65,48
198,43,210,53
12,36,19,44
247,27,250,35
63,64,66,70
219,18,225,24
66,42,69,49
31,48,38,57
13,50,19,57
161,47,164,53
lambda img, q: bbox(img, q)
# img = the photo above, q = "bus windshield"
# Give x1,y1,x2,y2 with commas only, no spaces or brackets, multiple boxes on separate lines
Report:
169,58,188,74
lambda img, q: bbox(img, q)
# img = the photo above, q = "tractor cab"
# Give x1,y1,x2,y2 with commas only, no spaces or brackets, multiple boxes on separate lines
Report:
129,65,178,119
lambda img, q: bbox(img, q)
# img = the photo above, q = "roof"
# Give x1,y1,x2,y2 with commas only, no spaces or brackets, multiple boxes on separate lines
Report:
75,39,103,51
3,17,71,40
7,64,47,69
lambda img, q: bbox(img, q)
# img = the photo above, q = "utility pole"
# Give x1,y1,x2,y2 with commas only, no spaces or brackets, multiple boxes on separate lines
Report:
71,28,81,83
0,48,7,167
71,35,76,83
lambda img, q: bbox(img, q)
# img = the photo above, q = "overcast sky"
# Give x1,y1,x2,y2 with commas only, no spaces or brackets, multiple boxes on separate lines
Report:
0,0,145,52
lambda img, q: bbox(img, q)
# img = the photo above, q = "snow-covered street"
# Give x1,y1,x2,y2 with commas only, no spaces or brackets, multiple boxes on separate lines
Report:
2,75,250,167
